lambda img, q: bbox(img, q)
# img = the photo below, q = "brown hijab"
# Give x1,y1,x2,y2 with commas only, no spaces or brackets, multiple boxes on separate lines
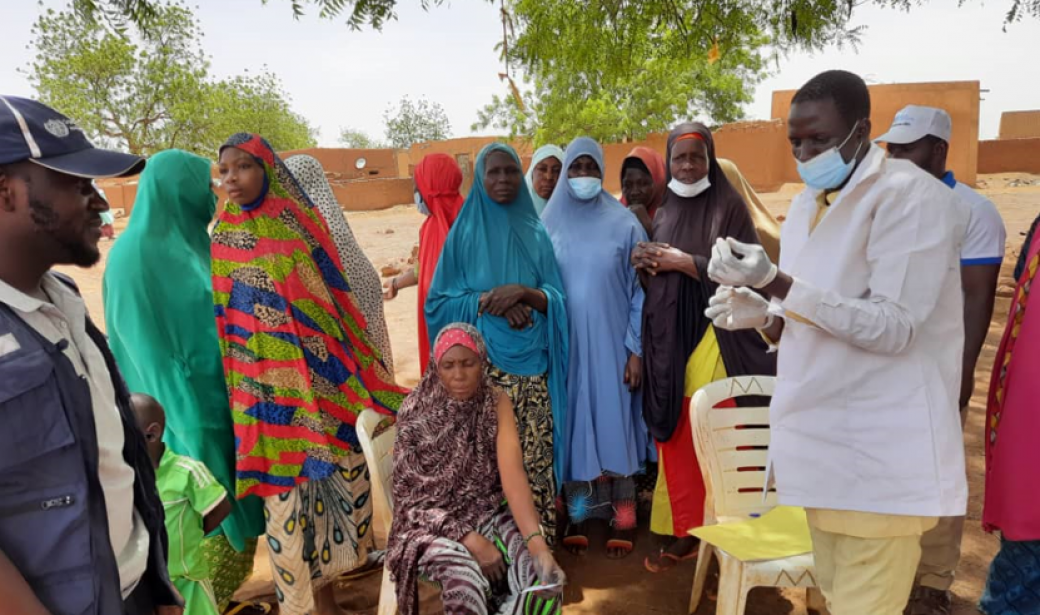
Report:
642,123,776,442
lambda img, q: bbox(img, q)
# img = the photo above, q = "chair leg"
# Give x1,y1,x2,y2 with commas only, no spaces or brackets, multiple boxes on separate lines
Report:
688,541,713,613
377,565,398,615
714,555,747,615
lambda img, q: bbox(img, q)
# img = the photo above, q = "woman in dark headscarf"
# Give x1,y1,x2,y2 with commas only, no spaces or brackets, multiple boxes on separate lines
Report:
620,146,667,237
633,123,776,572
387,323,565,615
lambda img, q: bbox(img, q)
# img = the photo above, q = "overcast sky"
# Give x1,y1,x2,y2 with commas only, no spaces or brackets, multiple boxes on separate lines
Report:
1,0,1037,147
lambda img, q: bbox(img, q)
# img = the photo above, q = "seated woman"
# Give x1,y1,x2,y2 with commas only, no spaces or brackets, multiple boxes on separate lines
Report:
387,323,566,615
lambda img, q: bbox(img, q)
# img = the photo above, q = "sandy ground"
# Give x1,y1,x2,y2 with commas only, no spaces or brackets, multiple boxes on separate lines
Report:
63,173,1040,614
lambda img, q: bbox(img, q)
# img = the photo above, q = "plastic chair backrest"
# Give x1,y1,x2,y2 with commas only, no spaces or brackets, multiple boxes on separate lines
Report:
357,409,397,531
690,376,776,524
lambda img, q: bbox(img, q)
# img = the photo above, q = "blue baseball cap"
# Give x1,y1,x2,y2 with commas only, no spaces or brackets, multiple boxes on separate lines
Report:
0,95,144,178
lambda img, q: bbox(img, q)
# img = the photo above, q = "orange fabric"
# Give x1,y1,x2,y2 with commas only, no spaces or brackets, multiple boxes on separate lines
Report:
415,154,465,372
674,133,705,143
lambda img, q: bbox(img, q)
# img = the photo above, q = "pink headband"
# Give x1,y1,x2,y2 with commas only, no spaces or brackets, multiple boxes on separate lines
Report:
434,328,480,363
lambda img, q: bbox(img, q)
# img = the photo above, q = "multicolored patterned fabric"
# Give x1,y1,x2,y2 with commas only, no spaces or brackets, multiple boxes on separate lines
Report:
980,538,1040,615
201,536,257,611
564,476,637,531
263,451,374,614
211,133,406,499
387,323,504,615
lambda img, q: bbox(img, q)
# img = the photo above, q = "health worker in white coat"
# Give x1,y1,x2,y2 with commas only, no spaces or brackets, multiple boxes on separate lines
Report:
703,70,970,615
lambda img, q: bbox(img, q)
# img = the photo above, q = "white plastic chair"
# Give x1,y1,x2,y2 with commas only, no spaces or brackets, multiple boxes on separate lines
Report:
357,409,399,615
688,376,818,615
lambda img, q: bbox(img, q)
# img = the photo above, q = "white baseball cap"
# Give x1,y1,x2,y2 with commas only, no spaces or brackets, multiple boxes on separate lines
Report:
875,105,952,145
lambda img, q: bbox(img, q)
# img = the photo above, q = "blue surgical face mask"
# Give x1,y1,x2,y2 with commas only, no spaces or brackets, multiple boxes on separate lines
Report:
414,190,430,216
796,122,865,191
568,177,603,200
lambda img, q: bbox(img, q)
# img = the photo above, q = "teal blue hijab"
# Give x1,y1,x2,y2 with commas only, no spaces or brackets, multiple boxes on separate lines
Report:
425,143,570,485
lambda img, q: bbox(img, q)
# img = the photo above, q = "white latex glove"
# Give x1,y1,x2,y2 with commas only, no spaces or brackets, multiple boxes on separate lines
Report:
708,237,779,289
704,286,774,331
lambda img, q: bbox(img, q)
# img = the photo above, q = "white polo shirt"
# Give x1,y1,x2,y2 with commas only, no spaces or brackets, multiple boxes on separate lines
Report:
941,171,1007,267
769,145,970,518
0,273,149,598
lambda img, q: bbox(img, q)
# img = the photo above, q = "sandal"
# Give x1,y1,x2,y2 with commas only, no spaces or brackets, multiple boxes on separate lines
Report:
643,545,698,573
562,522,590,556
225,601,273,615
606,527,636,559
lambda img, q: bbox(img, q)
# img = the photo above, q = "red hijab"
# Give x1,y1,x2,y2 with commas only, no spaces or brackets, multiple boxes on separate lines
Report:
620,146,667,219
415,154,465,372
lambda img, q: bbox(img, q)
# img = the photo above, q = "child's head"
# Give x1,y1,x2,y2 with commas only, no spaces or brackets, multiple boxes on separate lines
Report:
131,393,165,466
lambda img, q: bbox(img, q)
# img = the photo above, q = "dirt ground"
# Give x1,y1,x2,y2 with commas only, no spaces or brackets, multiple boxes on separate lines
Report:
64,173,1040,614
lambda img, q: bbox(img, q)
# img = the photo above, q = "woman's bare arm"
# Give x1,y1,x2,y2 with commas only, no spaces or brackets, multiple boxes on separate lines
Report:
495,392,550,554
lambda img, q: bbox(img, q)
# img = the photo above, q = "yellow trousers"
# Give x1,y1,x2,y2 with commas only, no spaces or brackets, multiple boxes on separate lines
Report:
807,509,938,615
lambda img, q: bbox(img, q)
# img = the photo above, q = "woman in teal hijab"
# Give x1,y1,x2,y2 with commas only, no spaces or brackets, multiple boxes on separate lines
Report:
426,143,569,544
103,149,264,609
526,144,564,216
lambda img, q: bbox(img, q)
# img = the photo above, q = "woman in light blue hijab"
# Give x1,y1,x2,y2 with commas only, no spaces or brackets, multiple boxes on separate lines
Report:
526,144,565,216
541,137,650,559
425,142,569,545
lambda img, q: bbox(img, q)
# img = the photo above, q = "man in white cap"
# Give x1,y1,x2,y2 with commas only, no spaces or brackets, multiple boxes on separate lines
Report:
877,105,1007,615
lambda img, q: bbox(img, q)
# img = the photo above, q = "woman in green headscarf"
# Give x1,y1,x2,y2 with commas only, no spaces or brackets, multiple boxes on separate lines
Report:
103,149,265,609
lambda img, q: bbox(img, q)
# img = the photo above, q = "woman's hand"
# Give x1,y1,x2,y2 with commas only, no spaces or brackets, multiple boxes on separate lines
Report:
530,543,567,598
382,277,399,301
624,353,642,391
479,284,527,316
643,245,692,276
503,304,534,330
462,532,507,585
631,241,664,270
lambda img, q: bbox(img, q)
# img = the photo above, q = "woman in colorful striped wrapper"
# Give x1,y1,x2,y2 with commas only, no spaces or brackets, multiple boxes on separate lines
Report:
211,133,407,615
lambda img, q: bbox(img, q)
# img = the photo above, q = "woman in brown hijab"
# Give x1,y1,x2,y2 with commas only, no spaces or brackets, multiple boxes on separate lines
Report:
633,123,776,572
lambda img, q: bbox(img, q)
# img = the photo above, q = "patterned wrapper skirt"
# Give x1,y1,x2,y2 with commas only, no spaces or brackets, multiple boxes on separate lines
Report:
263,450,375,614
201,535,258,611
980,538,1040,615
487,366,557,546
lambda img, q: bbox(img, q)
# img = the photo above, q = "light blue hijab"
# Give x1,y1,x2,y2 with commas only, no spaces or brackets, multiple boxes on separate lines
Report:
542,137,652,481
425,143,570,485
525,144,565,216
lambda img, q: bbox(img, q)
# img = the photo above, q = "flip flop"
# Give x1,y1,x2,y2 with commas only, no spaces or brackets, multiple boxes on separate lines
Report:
606,538,634,559
562,534,589,556
643,547,698,573
225,601,273,615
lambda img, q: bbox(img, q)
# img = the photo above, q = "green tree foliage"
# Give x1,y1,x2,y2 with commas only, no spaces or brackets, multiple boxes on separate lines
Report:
71,0,1040,36
474,0,769,144
28,2,316,156
338,127,383,148
383,96,452,149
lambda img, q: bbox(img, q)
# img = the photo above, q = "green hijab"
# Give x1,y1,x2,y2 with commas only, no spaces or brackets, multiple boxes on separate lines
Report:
103,149,264,550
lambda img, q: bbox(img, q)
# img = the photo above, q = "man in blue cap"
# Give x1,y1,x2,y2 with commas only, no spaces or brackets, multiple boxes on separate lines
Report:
0,95,181,615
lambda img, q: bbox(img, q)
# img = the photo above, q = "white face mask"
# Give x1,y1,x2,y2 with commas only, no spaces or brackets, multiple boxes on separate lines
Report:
568,177,603,200
668,175,711,198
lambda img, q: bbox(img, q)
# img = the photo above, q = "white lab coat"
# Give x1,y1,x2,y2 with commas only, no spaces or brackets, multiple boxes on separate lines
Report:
769,145,970,518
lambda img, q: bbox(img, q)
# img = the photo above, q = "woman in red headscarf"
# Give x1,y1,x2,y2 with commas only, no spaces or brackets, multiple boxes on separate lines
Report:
384,153,465,373
620,146,667,237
